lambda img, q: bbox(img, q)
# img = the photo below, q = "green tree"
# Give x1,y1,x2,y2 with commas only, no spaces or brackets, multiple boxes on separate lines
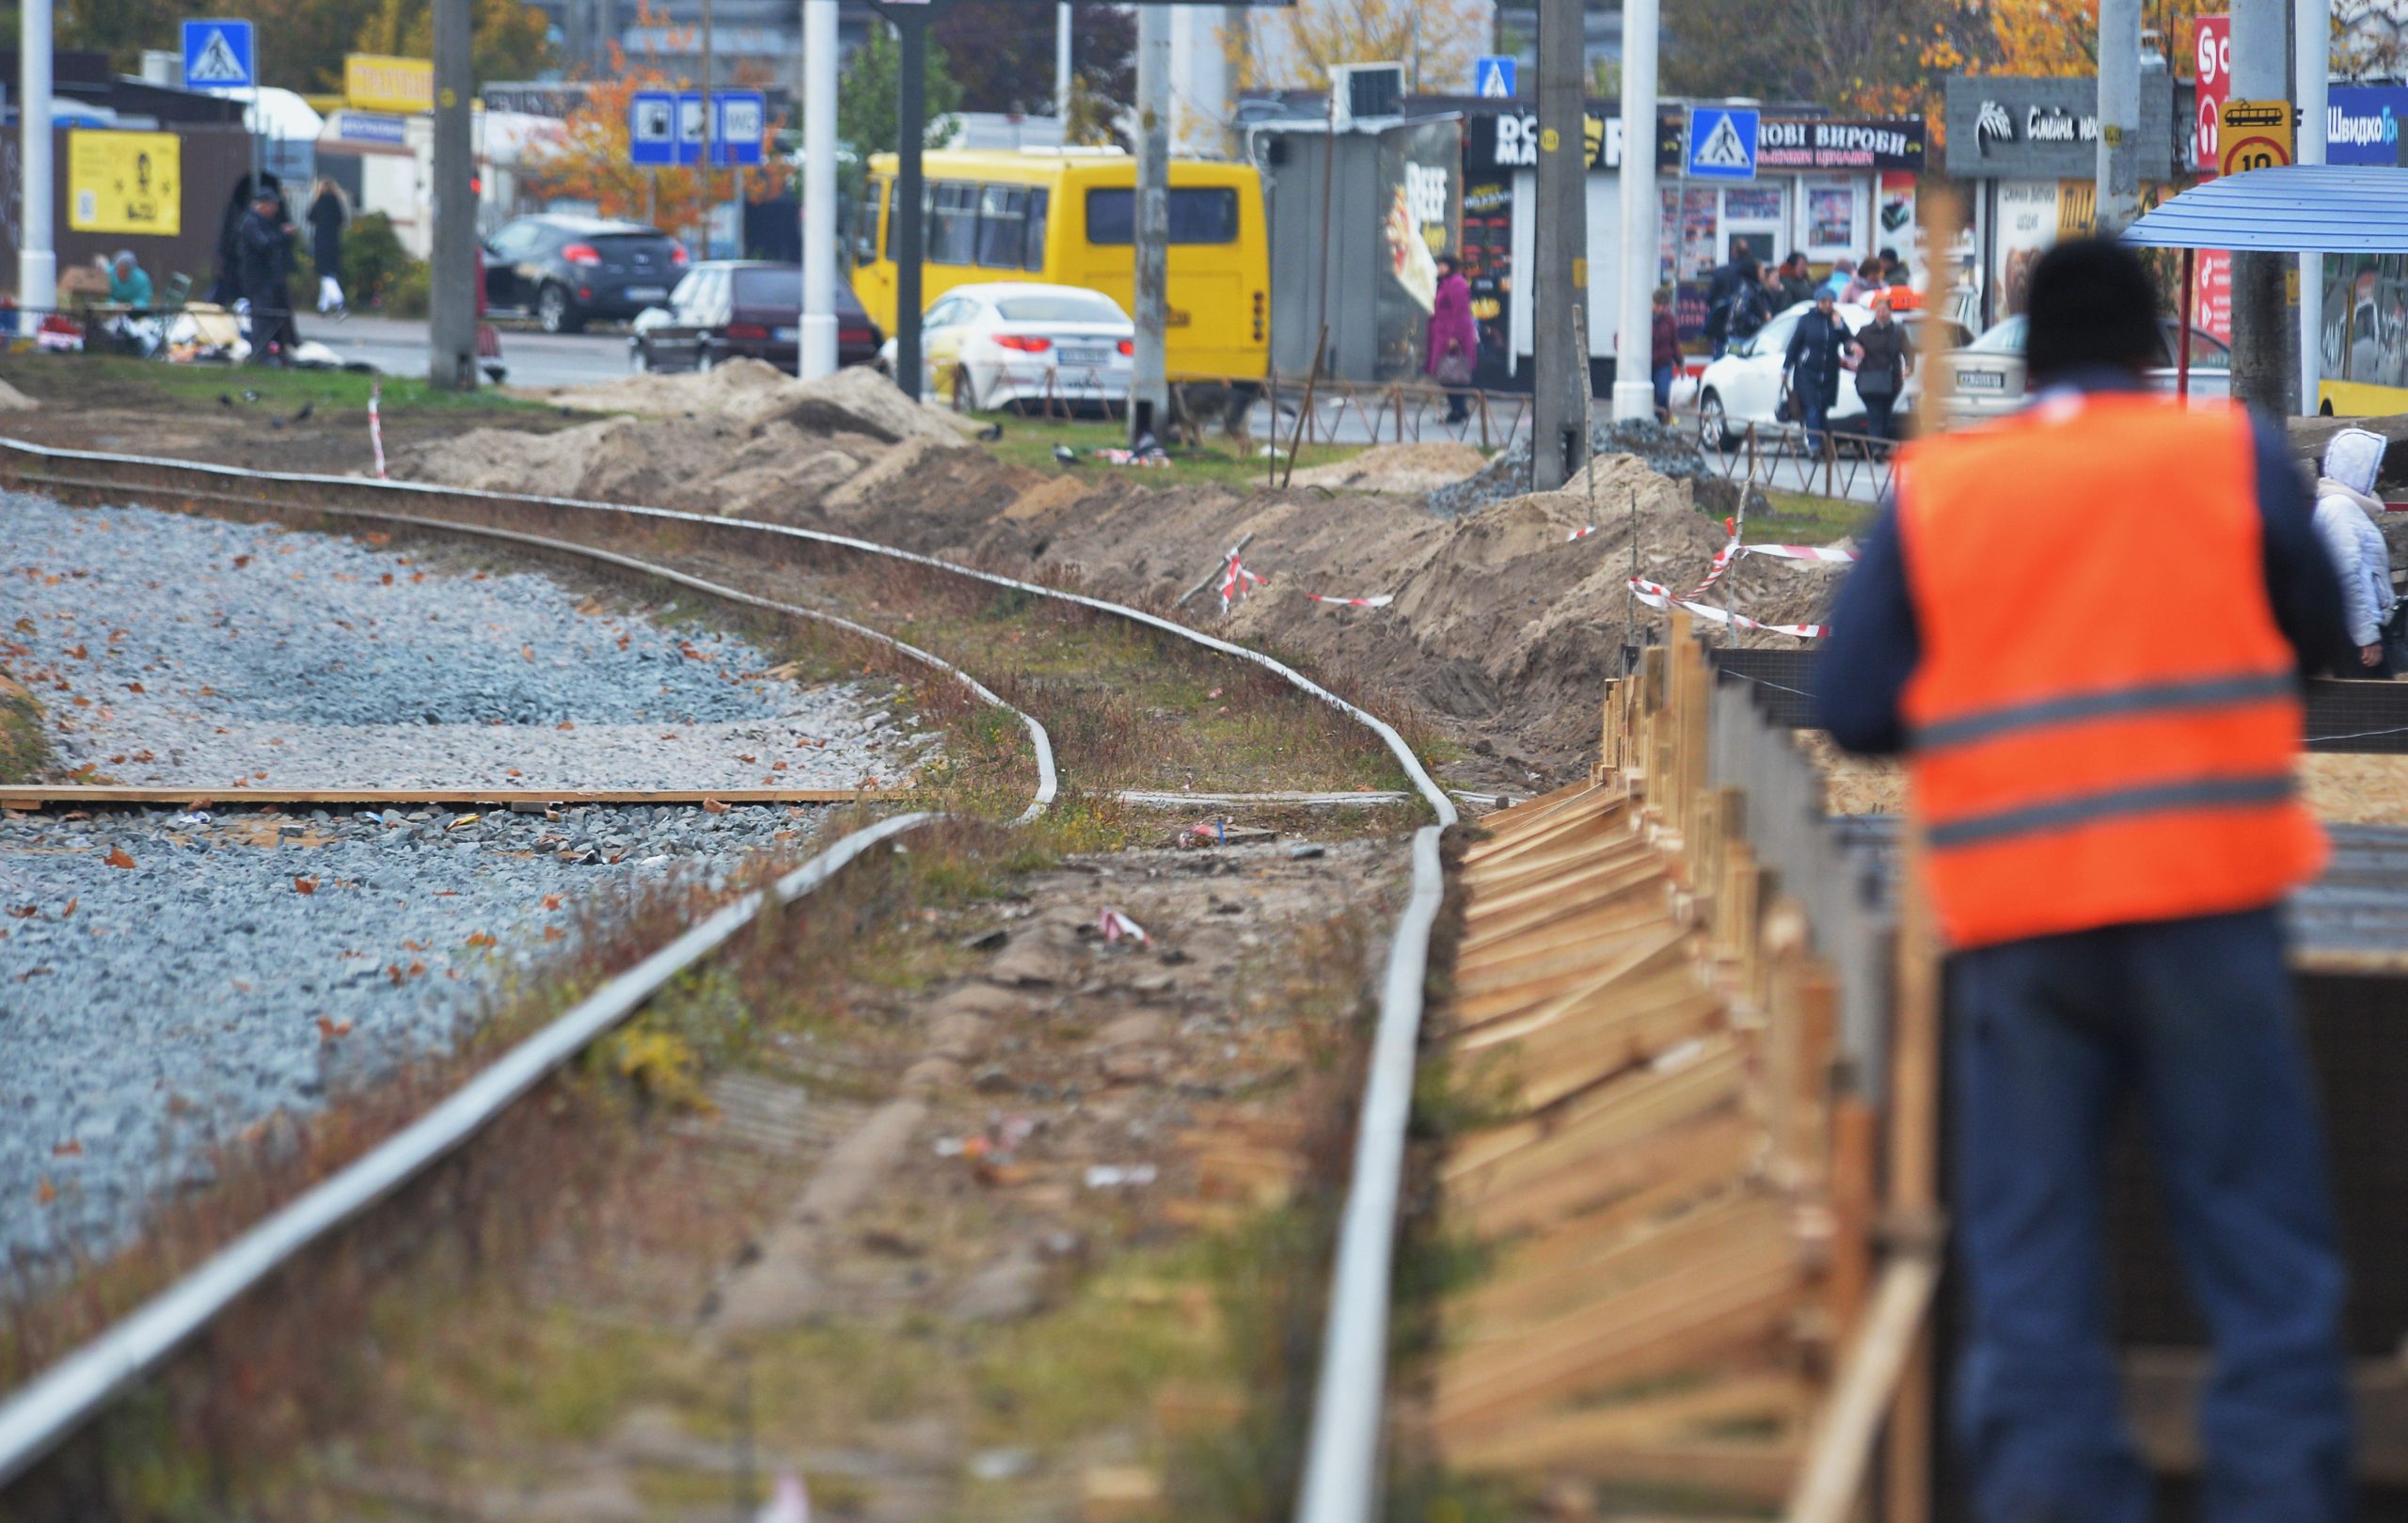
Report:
834,20,962,158
57,0,185,73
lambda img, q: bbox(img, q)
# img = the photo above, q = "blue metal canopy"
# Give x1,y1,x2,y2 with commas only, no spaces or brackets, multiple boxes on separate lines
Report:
2120,165,2408,251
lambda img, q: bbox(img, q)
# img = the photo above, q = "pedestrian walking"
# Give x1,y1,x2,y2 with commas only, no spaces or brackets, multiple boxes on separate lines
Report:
1782,288,1857,457
237,182,297,364
1704,240,1757,359
308,176,349,317
1818,236,2354,1523
2313,425,2400,676
1649,286,1680,420
1851,293,1913,449
1778,252,1816,307
208,173,254,307
1426,252,1478,425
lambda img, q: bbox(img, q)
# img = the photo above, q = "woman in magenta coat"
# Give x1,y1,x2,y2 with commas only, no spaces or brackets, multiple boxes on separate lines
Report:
1426,253,1479,423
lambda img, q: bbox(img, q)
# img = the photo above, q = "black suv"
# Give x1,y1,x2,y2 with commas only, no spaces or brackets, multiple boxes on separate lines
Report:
629,262,885,374
482,214,687,333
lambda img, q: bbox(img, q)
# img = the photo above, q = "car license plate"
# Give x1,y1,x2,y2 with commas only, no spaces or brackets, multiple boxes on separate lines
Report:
1059,346,1113,367
1955,369,2006,390
773,326,799,342
625,286,667,302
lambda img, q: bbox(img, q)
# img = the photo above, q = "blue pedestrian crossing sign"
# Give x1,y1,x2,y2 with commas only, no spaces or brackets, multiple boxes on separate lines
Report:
1475,56,1516,99
1687,105,1759,181
182,19,255,90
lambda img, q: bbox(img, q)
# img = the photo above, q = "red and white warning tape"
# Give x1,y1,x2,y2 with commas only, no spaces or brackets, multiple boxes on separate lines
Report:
1743,544,1859,563
1219,550,1265,611
1627,576,1830,639
368,379,388,481
1566,524,1599,542
1305,593,1394,609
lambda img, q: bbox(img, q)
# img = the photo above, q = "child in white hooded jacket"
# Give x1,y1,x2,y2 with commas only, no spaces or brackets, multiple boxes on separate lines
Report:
2312,426,2398,675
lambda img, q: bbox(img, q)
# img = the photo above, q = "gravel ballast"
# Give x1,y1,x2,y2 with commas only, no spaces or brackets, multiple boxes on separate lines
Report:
0,495,925,792
0,494,935,1271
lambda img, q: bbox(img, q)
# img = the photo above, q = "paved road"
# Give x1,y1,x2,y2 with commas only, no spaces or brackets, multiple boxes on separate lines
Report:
306,314,634,390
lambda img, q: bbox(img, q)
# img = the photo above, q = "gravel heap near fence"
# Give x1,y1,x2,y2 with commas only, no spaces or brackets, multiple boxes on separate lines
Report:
0,494,933,1271
1425,419,1710,516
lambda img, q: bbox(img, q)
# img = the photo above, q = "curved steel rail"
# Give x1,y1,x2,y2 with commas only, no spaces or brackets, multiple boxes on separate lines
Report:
0,440,1457,1519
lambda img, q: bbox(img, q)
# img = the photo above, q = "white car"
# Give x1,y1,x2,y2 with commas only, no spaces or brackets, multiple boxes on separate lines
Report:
876,282,1134,414
1929,313,2234,422
1695,303,1969,451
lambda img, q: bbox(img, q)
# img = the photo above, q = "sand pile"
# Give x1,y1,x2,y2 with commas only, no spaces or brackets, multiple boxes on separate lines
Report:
529,360,979,447
1291,441,1488,495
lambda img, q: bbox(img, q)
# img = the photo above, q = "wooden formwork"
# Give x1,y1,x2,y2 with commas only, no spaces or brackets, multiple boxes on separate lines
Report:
1432,618,1873,1513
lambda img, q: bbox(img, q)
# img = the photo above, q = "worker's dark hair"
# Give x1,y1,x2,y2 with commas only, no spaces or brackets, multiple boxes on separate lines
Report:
2026,237,2163,382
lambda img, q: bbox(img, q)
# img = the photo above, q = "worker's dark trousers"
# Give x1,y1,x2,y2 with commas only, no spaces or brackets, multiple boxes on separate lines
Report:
1948,906,2353,1523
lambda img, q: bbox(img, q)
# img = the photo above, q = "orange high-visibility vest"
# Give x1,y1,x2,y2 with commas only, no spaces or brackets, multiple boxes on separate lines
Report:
1894,390,2324,949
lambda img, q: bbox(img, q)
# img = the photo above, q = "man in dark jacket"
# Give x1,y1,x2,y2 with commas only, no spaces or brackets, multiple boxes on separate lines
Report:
1703,239,1756,358
1782,289,1857,456
237,184,296,364
1817,237,2353,1523
1778,252,1816,307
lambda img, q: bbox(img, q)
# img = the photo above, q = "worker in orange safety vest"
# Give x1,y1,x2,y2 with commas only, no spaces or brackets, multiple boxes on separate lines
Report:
1818,237,2356,1523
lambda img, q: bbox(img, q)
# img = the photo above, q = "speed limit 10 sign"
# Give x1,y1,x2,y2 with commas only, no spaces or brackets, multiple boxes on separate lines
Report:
2219,98,2293,176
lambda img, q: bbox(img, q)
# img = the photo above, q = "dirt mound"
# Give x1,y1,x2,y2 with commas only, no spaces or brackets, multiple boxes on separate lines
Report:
530,361,978,449
0,378,38,411
1290,441,1486,495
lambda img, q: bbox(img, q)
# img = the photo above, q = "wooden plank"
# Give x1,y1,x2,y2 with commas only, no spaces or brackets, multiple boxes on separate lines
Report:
1450,1430,1801,1504
1457,930,1693,1045
1457,1105,1753,1241
1452,1190,1790,1337
1455,875,1671,970
1441,1035,1745,1180
1466,819,1652,896
1782,1252,1941,1523
1465,851,1671,928
1435,1257,1805,1440
1454,917,1682,1011
1885,828,1943,1523
1465,791,1624,865
0,785,866,808
1464,782,1615,858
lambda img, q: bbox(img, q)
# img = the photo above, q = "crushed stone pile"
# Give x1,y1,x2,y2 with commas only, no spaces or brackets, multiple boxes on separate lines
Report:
1290,441,1488,495
1427,418,1710,516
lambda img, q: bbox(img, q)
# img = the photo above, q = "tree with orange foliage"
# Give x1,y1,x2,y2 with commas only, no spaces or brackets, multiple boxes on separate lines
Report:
1227,0,1489,93
524,10,782,246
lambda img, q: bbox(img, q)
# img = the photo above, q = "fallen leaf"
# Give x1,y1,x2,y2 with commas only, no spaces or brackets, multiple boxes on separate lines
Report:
556,721,575,731
65,643,86,658
386,964,405,985
293,876,318,895
124,682,144,693
447,814,482,830
103,847,135,869
543,925,564,942
403,939,427,952
51,1139,80,1157
364,531,390,547
59,897,75,919
253,770,267,780
35,1180,55,1205
464,930,496,947
616,633,631,650
505,768,522,778
771,761,787,771
407,960,426,977
521,644,534,662
232,554,253,569
737,754,757,764
316,1016,352,1041
410,571,426,583
11,617,32,634
9,906,36,921
703,798,730,814
380,572,394,585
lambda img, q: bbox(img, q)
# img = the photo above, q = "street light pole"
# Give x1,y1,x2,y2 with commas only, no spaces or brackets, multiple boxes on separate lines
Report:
17,0,54,317
2298,0,2330,411
1055,3,1073,125
893,13,927,400
800,0,838,378
428,0,476,389
1529,0,1589,486
1609,0,1660,422
2229,0,2290,413
2095,0,2140,233
1129,4,1170,446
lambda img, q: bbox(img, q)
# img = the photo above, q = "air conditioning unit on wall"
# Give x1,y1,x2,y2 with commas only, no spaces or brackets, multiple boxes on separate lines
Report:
1330,63,1405,130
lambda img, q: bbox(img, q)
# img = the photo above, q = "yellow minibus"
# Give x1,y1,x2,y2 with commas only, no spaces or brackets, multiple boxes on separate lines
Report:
851,149,1269,380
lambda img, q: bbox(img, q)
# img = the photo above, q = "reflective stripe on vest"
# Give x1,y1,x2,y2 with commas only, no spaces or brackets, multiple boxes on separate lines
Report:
1895,392,2324,949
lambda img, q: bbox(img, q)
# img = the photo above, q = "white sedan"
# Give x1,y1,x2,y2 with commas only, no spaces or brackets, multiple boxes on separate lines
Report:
877,282,1134,414
1694,303,1967,451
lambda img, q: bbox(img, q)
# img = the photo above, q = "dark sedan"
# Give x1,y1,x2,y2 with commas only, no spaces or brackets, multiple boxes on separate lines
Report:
628,261,883,373
482,214,687,334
